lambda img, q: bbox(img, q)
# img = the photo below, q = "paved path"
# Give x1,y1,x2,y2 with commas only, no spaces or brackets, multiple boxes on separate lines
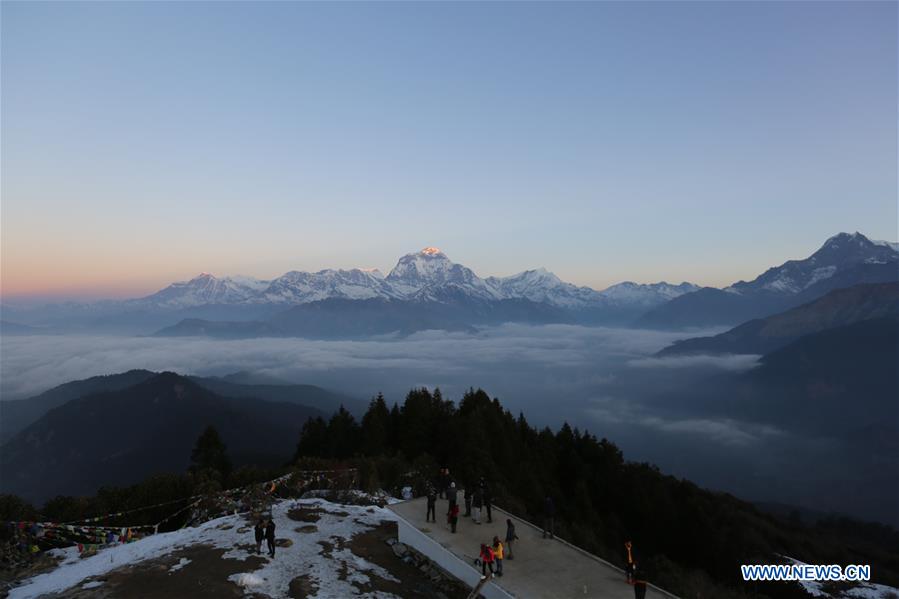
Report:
389,496,676,599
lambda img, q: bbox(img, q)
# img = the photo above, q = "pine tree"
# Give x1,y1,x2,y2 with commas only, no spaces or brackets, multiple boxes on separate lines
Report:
190,425,232,482
361,393,390,456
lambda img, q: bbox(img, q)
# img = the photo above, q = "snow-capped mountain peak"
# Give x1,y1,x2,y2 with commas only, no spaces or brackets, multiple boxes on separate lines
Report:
385,248,500,300
133,273,269,308
129,248,701,311
598,281,701,305
726,231,899,296
873,239,899,253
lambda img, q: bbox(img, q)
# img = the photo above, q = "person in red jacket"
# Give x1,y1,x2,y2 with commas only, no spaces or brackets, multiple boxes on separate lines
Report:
447,502,460,533
478,543,495,579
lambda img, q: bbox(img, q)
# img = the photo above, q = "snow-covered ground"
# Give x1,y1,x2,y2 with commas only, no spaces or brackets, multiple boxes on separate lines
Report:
8,498,403,599
783,557,899,599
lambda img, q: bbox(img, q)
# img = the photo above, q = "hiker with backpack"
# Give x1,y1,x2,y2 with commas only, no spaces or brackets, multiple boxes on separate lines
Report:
505,519,519,559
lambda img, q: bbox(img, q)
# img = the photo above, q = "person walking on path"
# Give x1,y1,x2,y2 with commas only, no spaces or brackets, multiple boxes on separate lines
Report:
492,536,504,577
472,487,483,524
542,496,555,539
253,519,265,554
478,543,495,579
265,518,276,557
447,502,460,533
480,478,493,523
464,486,472,517
505,519,519,559
624,540,636,583
426,487,437,523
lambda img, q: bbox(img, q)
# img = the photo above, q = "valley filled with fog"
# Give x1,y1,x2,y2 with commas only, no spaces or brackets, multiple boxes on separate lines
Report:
3,324,892,525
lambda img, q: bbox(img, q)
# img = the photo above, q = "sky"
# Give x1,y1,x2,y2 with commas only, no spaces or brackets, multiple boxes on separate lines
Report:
2,1,896,300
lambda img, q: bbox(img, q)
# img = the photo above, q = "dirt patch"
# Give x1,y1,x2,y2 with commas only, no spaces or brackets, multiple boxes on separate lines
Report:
287,574,319,598
346,521,469,598
294,525,317,534
317,539,334,556
287,507,324,523
54,544,269,598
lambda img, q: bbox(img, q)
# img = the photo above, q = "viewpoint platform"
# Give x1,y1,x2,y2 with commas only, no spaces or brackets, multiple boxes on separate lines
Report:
388,496,678,599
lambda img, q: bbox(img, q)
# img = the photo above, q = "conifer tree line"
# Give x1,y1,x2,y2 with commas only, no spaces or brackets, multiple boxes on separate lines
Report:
292,388,899,599
2,387,896,598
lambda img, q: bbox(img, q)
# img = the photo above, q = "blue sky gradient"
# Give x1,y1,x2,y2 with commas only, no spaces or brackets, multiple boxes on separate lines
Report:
2,1,896,298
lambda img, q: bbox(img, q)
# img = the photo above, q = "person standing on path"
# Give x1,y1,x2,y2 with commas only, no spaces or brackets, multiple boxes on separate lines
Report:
472,486,483,524
480,478,493,523
447,502,460,533
446,481,458,510
542,496,555,539
464,485,472,517
505,519,519,559
632,561,648,599
624,540,636,583
265,518,276,557
492,536,504,577
253,519,265,554
478,543,495,579
426,487,437,523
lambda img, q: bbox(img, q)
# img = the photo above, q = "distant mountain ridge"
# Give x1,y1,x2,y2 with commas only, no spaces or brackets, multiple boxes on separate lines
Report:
130,247,698,312
0,370,355,443
638,232,899,329
0,373,328,502
4,233,896,336
657,282,899,356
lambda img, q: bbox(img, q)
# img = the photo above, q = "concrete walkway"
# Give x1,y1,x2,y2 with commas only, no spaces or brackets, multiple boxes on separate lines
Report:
389,496,677,599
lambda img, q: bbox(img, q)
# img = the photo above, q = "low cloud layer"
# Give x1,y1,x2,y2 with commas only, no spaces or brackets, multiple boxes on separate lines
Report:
0,325,690,401
0,325,892,524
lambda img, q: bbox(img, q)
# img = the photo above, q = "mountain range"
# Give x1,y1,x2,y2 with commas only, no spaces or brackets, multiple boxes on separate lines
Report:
657,281,899,356
637,232,899,329
135,246,699,312
2,233,897,337
0,372,343,502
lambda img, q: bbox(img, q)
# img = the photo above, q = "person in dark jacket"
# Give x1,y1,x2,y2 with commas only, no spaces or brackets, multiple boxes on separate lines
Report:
542,496,555,539
505,519,519,559
463,486,472,517
472,487,483,524
480,478,493,523
446,481,458,509
426,487,437,522
265,518,276,557
253,519,265,554
632,561,647,599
